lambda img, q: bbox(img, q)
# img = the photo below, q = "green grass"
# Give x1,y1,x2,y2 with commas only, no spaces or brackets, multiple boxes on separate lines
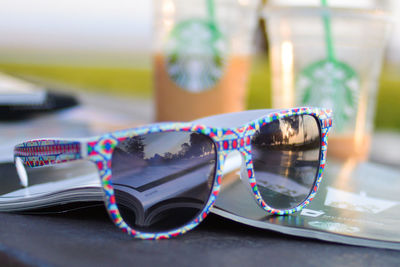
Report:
0,64,153,97
375,68,400,131
0,58,399,131
246,56,271,110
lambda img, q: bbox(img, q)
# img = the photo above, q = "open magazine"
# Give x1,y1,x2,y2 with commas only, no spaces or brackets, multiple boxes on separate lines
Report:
213,157,400,250
0,154,399,250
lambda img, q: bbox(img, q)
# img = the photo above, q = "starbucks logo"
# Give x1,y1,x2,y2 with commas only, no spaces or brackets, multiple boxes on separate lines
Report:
165,19,228,93
296,60,360,132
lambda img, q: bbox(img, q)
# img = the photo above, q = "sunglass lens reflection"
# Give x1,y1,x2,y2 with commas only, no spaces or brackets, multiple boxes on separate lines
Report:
251,114,321,210
111,131,216,233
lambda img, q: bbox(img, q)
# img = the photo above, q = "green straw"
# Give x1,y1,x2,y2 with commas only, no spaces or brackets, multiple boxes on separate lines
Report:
207,0,216,23
321,0,335,62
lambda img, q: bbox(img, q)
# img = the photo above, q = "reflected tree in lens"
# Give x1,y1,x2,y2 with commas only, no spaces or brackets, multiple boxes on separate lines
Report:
123,135,145,160
253,120,283,148
112,136,147,174
280,116,300,146
179,142,190,158
163,152,174,160
186,133,214,158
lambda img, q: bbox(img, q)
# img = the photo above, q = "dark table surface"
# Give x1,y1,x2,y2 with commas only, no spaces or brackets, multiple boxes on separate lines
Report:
0,205,399,267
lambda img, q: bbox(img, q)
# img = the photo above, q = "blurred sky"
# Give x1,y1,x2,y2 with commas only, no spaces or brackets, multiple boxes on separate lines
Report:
0,0,398,66
0,0,153,66
0,0,152,51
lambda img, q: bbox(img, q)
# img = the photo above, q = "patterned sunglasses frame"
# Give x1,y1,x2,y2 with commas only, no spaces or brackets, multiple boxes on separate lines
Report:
14,107,333,239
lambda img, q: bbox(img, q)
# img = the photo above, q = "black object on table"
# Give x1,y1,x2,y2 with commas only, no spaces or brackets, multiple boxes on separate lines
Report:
0,91,78,120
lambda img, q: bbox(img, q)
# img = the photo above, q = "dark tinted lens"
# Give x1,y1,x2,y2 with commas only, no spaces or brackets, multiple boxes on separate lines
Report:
251,114,321,210
110,131,216,233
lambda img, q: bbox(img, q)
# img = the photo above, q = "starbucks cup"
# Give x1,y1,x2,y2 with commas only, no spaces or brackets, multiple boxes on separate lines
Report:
153,0,259,122
264,6,392,161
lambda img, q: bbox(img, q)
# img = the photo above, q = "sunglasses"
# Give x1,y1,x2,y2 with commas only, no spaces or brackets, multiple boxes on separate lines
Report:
14,107,332,239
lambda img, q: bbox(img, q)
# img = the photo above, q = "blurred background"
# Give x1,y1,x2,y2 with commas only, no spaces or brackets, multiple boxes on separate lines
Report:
0,0,399,130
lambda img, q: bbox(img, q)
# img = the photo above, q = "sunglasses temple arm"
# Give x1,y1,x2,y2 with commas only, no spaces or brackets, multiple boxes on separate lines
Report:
14,139,86,168
319,109,333,130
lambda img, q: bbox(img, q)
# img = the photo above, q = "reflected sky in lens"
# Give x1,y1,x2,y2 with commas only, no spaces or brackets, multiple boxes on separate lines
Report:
142,133,191,159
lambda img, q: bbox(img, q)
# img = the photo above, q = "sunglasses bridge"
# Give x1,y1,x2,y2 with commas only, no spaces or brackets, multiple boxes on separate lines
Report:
212,130,254,194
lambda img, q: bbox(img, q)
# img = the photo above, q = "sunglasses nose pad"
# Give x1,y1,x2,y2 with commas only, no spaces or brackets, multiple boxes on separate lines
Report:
214,151,263,215
222,151,242,178
221,151,254,195
239,155,255,196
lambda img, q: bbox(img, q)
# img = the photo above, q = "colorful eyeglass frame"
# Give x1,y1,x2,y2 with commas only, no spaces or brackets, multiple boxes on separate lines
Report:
14,107,333,239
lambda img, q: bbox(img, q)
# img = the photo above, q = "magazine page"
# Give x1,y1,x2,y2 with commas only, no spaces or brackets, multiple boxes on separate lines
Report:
212,156,400,250
0,161,103,211
0,157,214,225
